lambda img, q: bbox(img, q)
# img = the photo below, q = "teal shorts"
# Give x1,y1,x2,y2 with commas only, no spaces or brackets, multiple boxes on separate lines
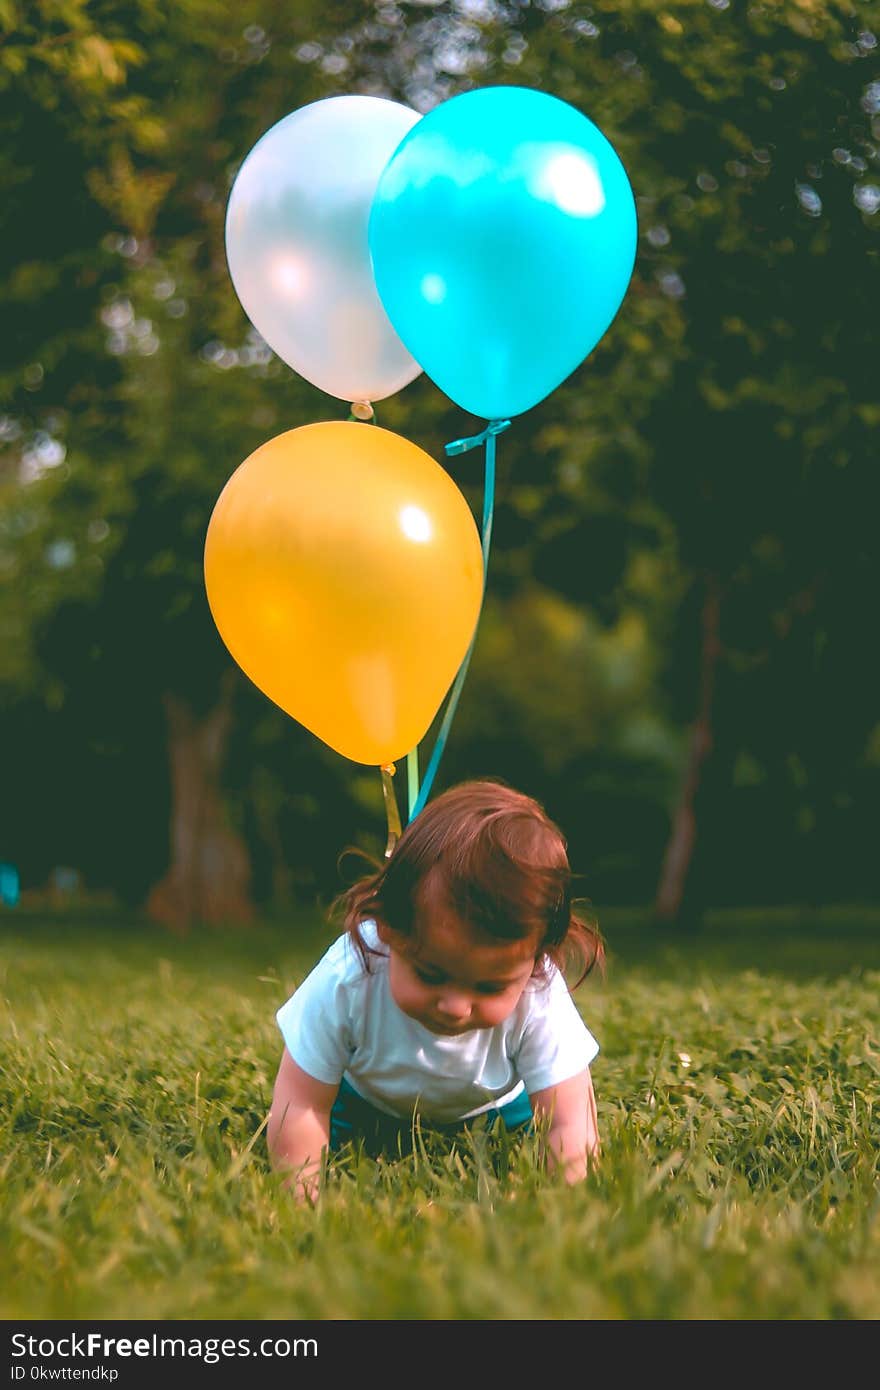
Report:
330,1077,533,1156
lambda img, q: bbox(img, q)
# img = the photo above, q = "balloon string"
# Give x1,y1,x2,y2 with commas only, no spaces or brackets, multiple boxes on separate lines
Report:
406,747,419,822
408,418,510,824
380,762,402,858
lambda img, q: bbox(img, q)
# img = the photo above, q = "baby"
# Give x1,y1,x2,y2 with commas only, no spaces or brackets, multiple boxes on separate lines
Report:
268,779,604,1199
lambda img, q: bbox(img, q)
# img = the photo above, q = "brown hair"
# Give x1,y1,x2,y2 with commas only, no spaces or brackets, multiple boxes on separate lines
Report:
332,779,604,986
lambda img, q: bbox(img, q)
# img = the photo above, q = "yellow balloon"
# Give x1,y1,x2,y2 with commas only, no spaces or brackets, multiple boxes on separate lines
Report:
204,421,484,765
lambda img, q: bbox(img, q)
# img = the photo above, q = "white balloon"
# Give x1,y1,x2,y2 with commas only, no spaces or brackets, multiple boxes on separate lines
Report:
225,95,423,403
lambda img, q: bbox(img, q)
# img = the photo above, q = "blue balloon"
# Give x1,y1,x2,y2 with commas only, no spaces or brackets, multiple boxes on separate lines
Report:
369,86,638,420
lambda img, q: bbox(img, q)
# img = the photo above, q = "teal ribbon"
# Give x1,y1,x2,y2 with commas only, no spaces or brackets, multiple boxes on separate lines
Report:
408,419,511,823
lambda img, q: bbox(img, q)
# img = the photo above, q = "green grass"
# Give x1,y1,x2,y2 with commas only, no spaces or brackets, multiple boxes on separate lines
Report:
1,908,879,1319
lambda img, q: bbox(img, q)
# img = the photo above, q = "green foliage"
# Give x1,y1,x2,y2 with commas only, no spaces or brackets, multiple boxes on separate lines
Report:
1,913,879,1319
1,1,879,906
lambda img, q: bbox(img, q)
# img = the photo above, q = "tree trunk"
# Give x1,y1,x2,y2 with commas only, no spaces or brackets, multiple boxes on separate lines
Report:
146,672,254,931
654,573,722,928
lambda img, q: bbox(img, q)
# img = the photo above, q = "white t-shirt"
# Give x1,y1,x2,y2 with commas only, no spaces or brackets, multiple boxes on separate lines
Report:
276,920,599,1123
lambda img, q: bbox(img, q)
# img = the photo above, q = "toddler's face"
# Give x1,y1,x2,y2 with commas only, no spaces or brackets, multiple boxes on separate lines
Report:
379,905,538,1037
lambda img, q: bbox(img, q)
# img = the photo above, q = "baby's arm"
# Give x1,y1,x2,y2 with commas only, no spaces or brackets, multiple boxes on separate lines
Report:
529,1068,599,1184
267,1047,339,1203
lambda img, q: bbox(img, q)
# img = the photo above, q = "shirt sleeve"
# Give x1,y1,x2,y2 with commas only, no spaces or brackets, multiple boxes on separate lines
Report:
513,967,600,1095
275,937,355,1087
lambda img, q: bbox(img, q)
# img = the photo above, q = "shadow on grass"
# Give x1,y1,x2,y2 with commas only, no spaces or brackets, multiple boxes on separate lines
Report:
597,904,880,981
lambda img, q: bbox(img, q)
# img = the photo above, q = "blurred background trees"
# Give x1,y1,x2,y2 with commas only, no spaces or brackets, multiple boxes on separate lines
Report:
2,0,878,927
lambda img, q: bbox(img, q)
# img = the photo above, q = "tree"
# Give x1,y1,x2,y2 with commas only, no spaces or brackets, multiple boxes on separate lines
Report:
485,0,880,921
2,0,878,928
1,2,354,921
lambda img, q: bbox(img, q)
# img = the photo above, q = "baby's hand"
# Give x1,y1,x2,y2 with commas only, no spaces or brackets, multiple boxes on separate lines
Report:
529,1068,599,1183
267,1048,337,1201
